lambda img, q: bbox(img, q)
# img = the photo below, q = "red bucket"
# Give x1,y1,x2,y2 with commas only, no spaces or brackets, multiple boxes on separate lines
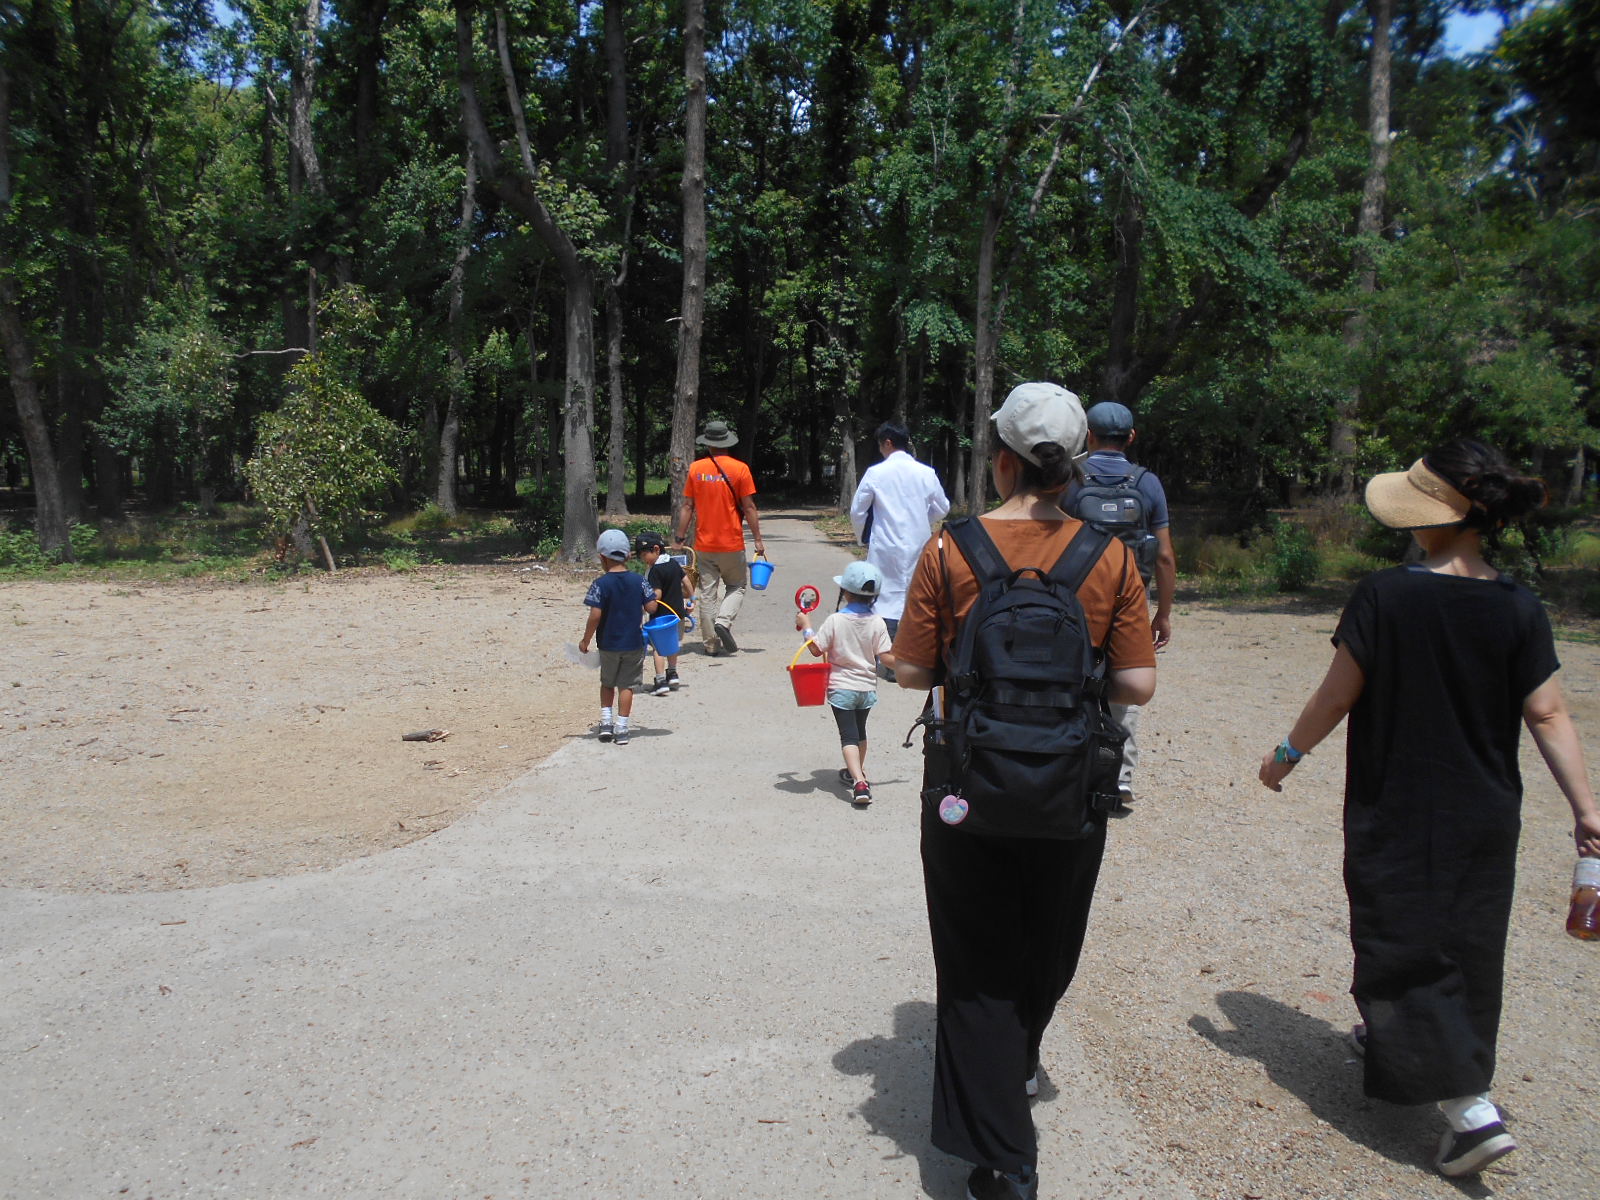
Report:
787,644,831,706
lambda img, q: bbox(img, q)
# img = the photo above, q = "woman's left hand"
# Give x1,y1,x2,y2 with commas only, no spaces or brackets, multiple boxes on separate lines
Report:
1576,811,1600,858
1258,751,1295,792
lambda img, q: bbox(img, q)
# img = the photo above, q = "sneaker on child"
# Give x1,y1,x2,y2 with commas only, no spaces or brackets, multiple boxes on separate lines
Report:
652,676,670,697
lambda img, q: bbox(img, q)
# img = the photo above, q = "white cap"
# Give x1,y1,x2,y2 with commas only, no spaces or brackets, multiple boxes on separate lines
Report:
991,382,1087,466
596,529,631,561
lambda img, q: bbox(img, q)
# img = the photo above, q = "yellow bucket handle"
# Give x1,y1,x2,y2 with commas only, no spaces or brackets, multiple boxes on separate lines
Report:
788,639,823,671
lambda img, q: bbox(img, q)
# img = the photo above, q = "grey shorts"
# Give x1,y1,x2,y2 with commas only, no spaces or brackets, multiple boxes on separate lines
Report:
599,647,645,691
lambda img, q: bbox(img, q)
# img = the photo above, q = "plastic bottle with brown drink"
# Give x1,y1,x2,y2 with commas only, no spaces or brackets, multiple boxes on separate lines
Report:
1567,857,1600,940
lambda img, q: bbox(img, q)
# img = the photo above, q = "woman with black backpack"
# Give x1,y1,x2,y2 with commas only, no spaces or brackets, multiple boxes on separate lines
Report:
892,382,1157,1200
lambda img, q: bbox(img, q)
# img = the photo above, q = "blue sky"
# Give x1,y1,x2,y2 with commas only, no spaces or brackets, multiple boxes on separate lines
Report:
1445,11,1507,57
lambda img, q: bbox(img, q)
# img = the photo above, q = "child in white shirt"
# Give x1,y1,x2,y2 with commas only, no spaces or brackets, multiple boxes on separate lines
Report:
795,560,897,807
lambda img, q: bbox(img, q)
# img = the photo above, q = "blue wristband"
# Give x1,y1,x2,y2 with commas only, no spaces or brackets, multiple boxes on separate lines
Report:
1274,737,1305,765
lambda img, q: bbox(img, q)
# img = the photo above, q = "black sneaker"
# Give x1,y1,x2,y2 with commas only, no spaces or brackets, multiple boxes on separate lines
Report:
1435,1122,1516,1177
714,623,738,653
652,675,670,697
597,722,614,743
966,1165,1038,1200
666,668,681,691
613,725,630,747
839,768,854,787
852,780,872,807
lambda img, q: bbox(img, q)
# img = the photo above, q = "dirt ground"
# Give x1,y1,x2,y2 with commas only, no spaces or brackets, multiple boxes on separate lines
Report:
0,564,593,892
5,554,1600,1198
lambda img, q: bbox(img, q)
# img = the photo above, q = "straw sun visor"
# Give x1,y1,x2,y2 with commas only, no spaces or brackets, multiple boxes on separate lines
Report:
1364,459,1472,529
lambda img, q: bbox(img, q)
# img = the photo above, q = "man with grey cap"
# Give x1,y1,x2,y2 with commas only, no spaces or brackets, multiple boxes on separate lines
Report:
1064,400,1175,808
674,419,768,656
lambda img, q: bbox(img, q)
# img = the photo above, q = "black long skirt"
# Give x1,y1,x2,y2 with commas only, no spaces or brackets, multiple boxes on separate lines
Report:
1344,794,1520,1104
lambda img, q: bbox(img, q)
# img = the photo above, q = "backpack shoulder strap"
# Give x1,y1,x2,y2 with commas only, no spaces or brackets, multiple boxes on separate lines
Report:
1048,522,1113,592
944,516,1009,585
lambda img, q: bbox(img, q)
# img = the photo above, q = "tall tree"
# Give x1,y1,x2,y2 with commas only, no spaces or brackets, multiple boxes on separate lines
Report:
668,0,707,520
1331,0,1394,496
438,145,477,514
0,58,72,558
454,0,597,559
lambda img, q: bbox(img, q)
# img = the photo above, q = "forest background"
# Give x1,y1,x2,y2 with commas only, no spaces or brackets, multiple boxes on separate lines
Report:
1,0,1597,579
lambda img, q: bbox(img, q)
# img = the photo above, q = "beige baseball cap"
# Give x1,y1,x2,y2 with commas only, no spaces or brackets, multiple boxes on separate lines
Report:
991,382,1088,465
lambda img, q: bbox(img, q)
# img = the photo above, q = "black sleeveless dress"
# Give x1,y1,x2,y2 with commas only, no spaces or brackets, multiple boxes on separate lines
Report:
1334,565,1558,1103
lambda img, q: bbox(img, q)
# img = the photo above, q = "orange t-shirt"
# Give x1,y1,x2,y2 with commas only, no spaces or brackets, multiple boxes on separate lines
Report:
893,516,1156,674
686,454,757,553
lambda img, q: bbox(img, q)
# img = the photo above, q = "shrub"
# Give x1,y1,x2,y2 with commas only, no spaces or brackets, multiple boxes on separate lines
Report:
514,479,564,550
412,503,458,532
1268,517,1321,592
383,547,423,572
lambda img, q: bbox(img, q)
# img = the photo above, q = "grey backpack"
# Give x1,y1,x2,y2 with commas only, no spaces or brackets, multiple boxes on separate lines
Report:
1069,466,1158,582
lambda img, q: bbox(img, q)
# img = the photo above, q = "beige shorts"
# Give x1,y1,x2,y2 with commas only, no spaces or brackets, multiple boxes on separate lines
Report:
598,648,644,691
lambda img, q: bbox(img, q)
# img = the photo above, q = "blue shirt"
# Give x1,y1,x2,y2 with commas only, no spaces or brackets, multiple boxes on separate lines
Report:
1068,450,1170,529
585,570,655,651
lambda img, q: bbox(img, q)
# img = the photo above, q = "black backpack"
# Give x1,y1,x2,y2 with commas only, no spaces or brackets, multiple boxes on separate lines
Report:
915,517,1127,840
1068,465,1158,583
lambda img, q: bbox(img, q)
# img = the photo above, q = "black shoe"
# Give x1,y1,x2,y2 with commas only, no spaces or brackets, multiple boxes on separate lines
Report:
651,675,670,697
852,780,872,807
597,722,614,743
839,767,853,786
666,668,681,691
1435,1122,1516,1177
966,1165,1038,1200
714,623,738,653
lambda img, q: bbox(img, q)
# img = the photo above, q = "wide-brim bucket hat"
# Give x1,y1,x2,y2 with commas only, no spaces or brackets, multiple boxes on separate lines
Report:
1364,458,1472,529
698,420,738,448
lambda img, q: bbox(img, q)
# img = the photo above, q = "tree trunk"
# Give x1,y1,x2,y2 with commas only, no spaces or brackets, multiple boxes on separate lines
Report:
439,145,477,515
1333,0,1392,496
668,0,707,523
456,0,597,559
601,0,631,518
968,191,1004,515
0,64,72,558
1567,447,1586,507
602,284,629,517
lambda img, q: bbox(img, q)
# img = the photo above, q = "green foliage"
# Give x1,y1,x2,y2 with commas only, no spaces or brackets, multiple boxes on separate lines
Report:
513,478,565,551
101,294,238,488
1267,517,1321,592
243,290,401,549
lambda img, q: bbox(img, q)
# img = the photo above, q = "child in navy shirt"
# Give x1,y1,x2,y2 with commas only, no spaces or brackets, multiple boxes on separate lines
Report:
634,530,691,696
579,529,656,746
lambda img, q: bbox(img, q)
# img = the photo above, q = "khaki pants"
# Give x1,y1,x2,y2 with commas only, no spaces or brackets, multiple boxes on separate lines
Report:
696,550,747,648
1110,701,1141,792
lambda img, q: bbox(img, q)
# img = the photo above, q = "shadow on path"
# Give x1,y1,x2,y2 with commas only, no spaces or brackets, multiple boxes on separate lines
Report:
1190,991,1496,1194
834,999,966,1198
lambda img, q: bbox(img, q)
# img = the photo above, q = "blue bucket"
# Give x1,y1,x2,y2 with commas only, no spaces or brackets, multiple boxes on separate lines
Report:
644,613,681,656
749,557,775,590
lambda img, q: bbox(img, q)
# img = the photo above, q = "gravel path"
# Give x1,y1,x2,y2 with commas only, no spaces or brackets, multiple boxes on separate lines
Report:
3,512,1597,1198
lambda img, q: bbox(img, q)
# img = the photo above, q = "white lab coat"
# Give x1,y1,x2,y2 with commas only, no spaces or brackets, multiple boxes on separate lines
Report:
849,450,951,620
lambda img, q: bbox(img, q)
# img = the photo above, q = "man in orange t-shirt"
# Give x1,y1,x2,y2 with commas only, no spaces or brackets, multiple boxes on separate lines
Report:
673,419,767,656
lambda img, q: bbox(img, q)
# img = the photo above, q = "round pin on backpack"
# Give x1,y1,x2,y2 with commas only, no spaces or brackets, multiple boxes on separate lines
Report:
939,794,969,825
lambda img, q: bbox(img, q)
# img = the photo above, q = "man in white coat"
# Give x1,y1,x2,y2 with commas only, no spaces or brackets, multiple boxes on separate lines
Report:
850,422,951,652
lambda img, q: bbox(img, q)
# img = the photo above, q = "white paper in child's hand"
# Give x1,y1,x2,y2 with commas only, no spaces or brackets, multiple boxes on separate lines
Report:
564,643,601,668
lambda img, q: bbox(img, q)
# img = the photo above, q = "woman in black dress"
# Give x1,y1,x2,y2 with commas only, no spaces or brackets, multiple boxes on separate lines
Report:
1259,439,1600,1178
